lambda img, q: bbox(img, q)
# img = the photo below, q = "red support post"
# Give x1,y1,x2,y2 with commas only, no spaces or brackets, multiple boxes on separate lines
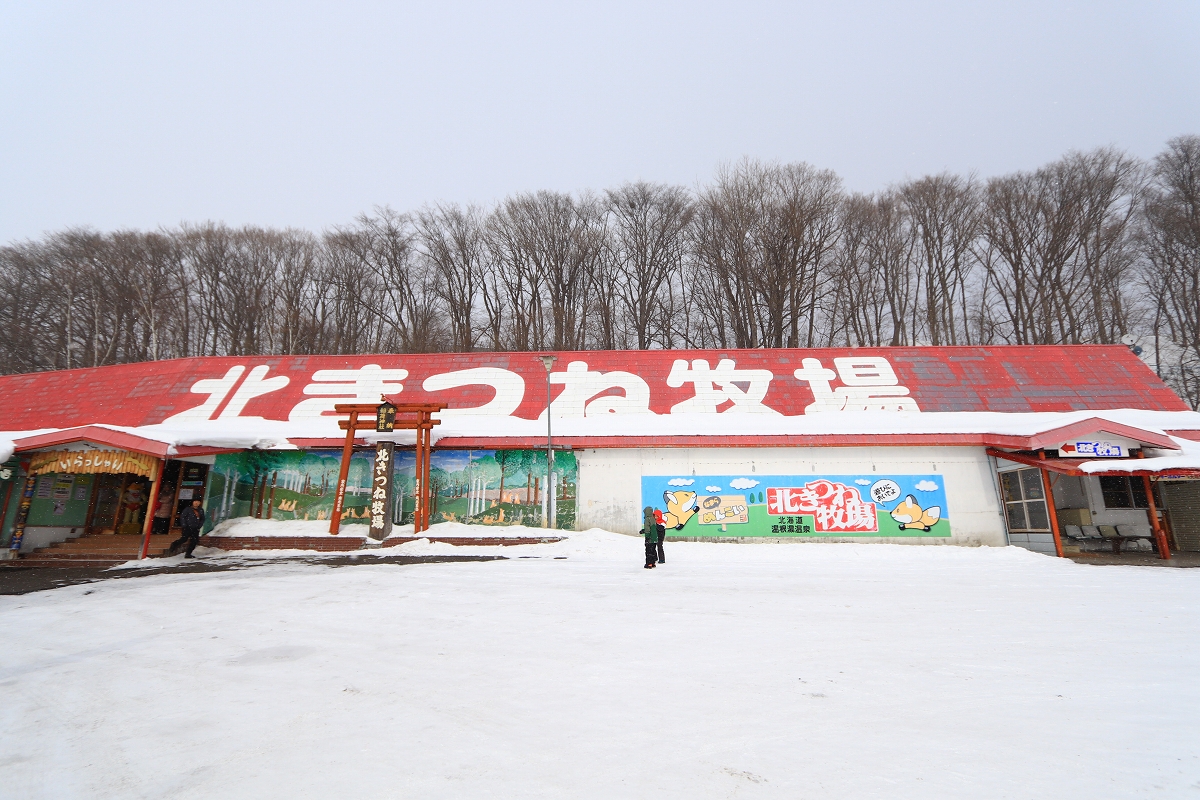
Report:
139,459,165,560
1143,474,1170,560
1039,455,1065,558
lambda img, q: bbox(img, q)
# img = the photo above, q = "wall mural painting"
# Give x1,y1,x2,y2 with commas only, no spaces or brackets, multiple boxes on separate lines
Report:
641,474,950,538
204,449,577,533
418,449,576,530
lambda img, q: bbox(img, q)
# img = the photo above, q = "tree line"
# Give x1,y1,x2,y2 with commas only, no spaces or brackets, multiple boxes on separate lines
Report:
2,135,1198,407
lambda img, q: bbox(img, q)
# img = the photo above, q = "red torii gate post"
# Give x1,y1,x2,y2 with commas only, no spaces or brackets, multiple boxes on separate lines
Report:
387,403,446,533
330,401,445,536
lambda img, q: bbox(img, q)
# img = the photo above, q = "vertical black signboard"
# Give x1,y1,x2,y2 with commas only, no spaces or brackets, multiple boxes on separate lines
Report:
369,442,395,541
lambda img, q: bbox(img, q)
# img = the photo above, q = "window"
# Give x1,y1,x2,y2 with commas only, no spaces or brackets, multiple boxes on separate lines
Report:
999,468,1050,532
1099,476,1150,509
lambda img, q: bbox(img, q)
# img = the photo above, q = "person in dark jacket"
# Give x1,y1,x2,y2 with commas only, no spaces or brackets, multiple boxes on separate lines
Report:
640,506,664,569
654,508,666,564
171,499,205,558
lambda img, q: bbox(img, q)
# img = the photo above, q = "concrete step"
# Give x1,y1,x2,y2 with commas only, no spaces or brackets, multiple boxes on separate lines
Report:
16,533,176,568
25,549,170,559
9,557,133,568
46,543,170,553
34,535,171,551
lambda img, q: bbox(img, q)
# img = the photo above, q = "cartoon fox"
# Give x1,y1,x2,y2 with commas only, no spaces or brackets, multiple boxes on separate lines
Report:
662,490,699,529
890,495,941,532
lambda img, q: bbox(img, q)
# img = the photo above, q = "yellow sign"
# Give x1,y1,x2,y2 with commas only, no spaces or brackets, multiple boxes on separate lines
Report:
697,494,750,525
29,449,160,480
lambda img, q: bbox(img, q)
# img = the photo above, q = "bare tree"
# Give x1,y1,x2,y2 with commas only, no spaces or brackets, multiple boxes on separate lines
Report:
603,181,693,349
689,160,842,349
977,149,1142,345
417,204,485,352
1142,135,1200,407
828,192,916,346
332,207,445,353
899,173,980,345
485,192,602,351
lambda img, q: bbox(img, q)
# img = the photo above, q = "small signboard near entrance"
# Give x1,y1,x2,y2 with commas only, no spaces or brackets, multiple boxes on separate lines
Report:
1057,435,1140,458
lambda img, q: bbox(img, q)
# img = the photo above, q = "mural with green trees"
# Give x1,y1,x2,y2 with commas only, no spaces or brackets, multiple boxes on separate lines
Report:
204,448,577,533
416,449,576,530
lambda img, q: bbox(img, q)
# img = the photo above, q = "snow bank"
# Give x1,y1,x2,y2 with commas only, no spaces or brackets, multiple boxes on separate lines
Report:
199,518,566,542
384,520,567,540
206,517,366,538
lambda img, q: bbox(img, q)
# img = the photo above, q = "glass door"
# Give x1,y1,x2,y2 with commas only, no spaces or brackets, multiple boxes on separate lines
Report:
999,468,1050,533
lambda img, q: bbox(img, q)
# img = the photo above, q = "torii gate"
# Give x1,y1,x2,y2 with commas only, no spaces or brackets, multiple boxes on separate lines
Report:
330,401,446,536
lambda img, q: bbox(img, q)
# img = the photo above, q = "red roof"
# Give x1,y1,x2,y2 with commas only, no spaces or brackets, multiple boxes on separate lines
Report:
0,345,1184,432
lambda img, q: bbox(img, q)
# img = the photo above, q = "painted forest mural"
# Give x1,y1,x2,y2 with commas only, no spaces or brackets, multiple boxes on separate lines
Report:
203,448,576,533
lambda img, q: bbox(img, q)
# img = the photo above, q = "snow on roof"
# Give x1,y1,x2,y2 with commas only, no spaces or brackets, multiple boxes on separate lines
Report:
5,406,1200,454
1075,436,1200,475
425,407,1200,442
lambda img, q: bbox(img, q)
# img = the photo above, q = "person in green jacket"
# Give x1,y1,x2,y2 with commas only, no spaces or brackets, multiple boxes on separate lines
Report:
640,506,664,569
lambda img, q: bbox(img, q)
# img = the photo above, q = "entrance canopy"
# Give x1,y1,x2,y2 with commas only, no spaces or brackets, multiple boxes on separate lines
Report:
987,447,1200,479
986,420,1200,479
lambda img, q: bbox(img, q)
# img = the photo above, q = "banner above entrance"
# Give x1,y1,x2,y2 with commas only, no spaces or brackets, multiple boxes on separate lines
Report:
29,449,160,480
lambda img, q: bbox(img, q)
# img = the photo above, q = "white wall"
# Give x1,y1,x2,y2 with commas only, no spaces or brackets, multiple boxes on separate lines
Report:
576,446,1007,546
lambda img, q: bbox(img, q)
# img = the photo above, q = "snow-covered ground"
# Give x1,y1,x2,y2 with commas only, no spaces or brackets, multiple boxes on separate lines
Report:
2,528,1198,798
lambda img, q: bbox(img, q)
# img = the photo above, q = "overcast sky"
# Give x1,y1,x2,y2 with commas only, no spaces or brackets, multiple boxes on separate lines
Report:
2,1,1198,243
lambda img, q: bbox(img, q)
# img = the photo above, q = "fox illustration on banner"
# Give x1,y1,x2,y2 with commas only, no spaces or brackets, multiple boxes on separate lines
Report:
641,474,950,537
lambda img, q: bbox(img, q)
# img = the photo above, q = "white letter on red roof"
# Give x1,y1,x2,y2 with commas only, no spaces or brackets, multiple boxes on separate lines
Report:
538,361,652,419
422,368,525,417
218,366,290,418
288,365,409,420
794,357,919,412
666,359,778,414
162,366,245,422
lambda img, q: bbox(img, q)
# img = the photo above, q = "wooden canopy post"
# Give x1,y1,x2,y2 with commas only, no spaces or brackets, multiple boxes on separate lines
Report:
1134,451,1171,559
1038,451,1065,558
138,459,165,560
1143,475,1170,560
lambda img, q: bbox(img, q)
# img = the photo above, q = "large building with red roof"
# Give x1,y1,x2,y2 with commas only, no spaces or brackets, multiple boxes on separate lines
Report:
3,344,1199,563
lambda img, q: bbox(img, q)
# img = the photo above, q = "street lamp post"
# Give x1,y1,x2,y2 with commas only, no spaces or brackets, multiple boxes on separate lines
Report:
539,354,557,528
